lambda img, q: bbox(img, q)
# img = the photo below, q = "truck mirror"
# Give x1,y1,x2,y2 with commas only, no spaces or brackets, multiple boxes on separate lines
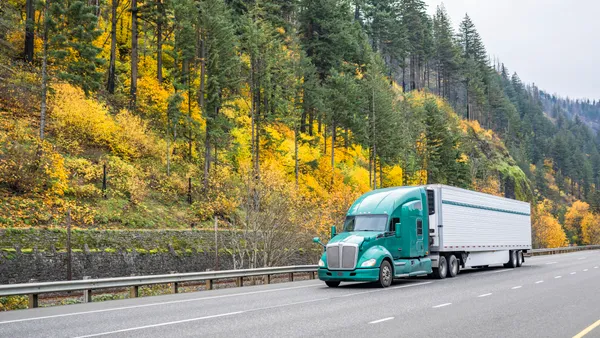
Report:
330,225,337,239
313,237,326,249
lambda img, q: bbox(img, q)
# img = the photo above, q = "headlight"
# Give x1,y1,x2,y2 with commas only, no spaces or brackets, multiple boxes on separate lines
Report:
318,259,325,267
361,258,377,267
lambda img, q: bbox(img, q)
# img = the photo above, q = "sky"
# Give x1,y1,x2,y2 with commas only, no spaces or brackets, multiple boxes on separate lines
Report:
424,0,600,101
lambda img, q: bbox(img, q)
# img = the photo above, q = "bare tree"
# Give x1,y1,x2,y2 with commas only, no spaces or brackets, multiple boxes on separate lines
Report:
223,170,312,269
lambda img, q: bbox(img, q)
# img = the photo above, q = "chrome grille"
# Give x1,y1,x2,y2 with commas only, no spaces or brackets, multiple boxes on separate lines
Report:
326,243,358,270
341,246,357,269
327,245,340,269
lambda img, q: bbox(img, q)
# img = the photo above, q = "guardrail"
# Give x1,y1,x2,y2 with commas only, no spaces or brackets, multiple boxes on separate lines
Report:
0,265,318,308
2,245,599,309
528,245,600,256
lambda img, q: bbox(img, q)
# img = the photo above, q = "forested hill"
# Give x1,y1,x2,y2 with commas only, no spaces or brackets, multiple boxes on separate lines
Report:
539,91,600,132
0,0,599,248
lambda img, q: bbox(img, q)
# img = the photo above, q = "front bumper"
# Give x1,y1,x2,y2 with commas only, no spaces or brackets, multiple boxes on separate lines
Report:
317,267,380,282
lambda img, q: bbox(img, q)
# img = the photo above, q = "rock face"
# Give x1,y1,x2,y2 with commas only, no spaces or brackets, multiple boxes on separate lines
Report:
0,229,319,283
0,248,315,284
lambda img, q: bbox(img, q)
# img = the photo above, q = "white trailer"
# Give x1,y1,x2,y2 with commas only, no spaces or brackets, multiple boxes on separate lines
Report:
426,184,532,274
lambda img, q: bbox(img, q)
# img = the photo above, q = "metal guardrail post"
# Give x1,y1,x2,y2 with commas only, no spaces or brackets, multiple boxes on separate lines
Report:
130,286,139,298
83,276,92,303
206,279,213,290
236,277,243,287
28,279,38,308
288,273,294,282
170,272,178,294
265,274,271,284
28,294,38,308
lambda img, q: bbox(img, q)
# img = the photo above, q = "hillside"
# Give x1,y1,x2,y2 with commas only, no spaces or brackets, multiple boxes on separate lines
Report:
0,0,599,249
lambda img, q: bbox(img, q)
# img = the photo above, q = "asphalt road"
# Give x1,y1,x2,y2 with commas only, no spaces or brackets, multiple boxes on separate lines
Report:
1,251,600,338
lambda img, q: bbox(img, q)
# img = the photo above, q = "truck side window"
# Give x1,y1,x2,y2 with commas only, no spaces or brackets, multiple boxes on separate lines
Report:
417,219,423,235
389,217,400,232
427,190,435,215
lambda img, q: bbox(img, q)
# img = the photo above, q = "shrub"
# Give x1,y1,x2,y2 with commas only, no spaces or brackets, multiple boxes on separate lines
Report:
0,137,68,196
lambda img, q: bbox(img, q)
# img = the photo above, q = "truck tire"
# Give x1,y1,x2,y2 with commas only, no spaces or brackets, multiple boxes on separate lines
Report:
516,251,523,267
378,260,393,288
432,256,448,279
325,281,340,287
448,255,459,278
504,251,517,268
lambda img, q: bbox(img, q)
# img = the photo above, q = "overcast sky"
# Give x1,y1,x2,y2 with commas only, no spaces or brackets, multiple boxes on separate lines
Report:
424,0,600,101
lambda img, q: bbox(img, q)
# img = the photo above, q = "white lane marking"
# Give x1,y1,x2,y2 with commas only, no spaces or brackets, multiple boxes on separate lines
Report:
479,269,513,275
478,293,492,298
571,272,577,275
584,269,589,272
433,303,452,308
511,286,522,289
555,276,562,279
535,280,544,284
577,257,587,260
337,281,433,298
74,311,244,338
76,281,433,337
595,266,599,269
0,283,322,325
369,317,394,324
546,262,558,265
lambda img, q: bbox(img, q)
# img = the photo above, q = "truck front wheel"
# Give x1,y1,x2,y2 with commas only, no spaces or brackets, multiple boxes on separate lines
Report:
432,256,448,279
325,281,341,287
378,260,393,288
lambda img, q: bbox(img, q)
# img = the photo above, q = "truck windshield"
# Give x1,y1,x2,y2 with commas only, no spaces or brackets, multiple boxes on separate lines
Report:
343,215,388,232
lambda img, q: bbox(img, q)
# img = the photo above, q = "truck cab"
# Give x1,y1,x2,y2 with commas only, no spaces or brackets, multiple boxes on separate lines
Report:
314,186,433,288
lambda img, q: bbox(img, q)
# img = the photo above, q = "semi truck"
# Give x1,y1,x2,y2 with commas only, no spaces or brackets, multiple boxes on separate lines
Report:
313,184,532,287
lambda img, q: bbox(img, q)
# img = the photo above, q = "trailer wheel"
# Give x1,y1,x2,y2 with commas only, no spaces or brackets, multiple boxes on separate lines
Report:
325,281,340,287
378,260,393,288
504,251,517,268
448,255,459,278
432,256,448,279
516,251,523,267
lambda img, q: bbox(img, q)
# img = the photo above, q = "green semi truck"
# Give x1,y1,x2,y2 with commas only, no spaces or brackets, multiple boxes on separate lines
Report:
313,185,532,287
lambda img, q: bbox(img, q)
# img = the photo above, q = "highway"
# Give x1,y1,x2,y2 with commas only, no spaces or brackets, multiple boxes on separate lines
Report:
1,250,599,338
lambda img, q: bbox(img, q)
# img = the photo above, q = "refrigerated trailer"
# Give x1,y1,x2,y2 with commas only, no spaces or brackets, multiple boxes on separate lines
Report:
313,185,532,287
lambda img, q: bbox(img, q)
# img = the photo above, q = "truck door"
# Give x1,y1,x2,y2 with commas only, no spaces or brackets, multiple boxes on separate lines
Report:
387,217,402,259
416,218,424,255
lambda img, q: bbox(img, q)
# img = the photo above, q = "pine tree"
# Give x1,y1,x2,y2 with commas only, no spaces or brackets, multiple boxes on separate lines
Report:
432,5,459,99
400,0,428,91
199,0,239,189
458,14,487,121
130,0,138,109
24,0,35,62
106,0,118,94
49,0,105,95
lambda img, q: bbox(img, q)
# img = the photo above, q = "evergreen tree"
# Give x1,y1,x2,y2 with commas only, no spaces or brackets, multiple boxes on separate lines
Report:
198,0,239,189
49,0,105,95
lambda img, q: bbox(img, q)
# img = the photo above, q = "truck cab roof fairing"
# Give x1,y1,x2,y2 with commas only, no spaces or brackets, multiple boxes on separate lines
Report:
347,186,423,217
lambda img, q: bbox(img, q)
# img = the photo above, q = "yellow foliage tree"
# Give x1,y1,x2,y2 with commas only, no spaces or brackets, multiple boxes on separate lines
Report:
532,199,568,248
564,200,590,244
581,213,600,245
